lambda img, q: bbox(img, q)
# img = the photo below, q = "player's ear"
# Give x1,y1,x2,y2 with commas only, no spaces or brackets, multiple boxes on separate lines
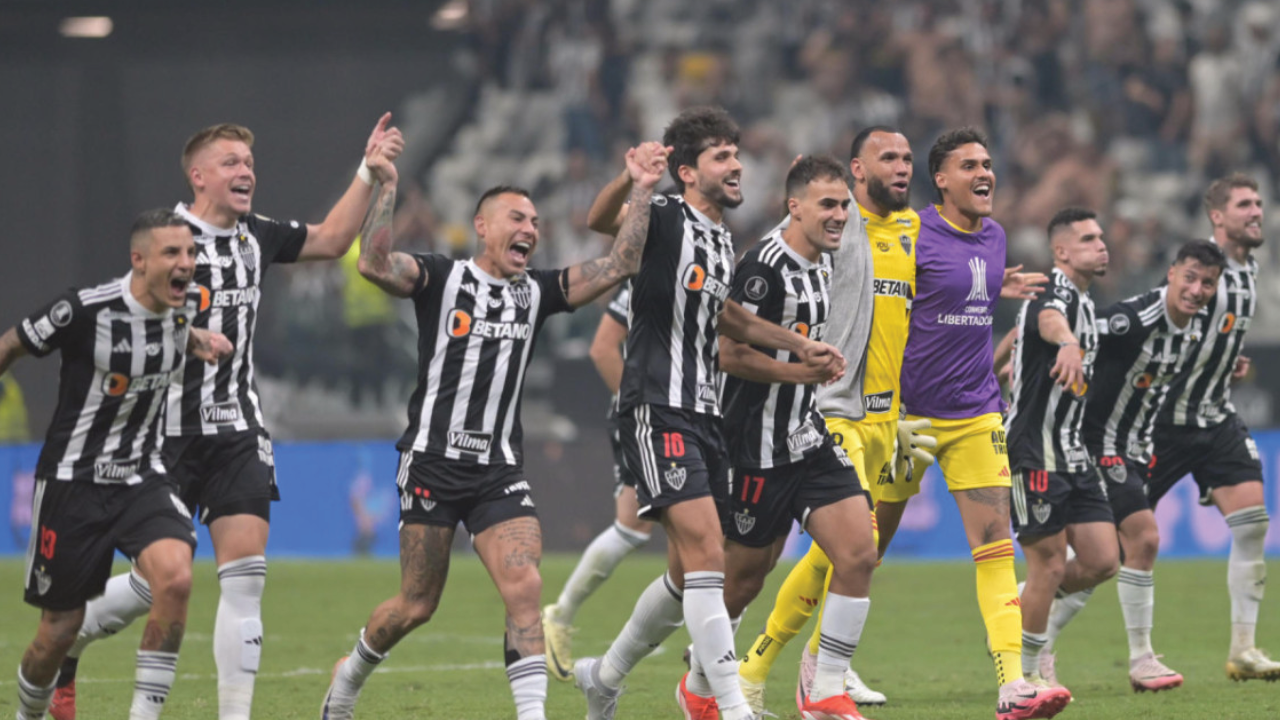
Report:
1208,208,1223,228
787,196,800,219
473,214,486,239
677,163,698,189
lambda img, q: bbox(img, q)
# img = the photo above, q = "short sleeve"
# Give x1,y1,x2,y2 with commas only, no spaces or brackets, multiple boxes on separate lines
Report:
247,213,309,266
529,268,574,318
408,252,454,297
1029,286,1077,330
644,196,686,258
729,259,783,324
1095,303,1141,348
605,282,631,325
17,290,82,357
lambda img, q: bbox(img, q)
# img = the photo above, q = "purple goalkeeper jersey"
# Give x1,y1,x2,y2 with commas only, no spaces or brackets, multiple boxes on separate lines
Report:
900,205,1006,419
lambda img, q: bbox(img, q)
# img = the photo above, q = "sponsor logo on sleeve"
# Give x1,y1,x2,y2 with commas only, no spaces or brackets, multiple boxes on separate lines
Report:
744,276,768,301
50,301,73,327
1109,314,1130,334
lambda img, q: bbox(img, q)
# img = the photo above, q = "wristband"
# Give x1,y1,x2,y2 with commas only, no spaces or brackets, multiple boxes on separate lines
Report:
357,158,373,186
1059,340,1079,348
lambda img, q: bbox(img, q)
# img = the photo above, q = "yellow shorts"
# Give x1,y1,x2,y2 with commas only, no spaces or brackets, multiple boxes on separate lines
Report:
824,417,916,504
906,412,1011,492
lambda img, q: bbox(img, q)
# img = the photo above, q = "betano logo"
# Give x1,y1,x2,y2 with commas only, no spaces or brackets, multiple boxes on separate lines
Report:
102,371,174,397
446,309,530,340
683,263,706,290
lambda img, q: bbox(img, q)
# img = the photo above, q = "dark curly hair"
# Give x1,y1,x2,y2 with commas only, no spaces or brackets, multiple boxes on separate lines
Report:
662,107,741,192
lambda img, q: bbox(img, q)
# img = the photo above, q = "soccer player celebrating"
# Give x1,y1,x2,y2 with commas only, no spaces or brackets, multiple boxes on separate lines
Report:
713,154,879,720
571,107,843,720
1,209,231,720
738,126,922,711
542,281,656,681
1005,208,1118,691
899,127,1066,719
52,117,405,720
319,142,668,720
1148,175,1279,681
1068,240,1225,691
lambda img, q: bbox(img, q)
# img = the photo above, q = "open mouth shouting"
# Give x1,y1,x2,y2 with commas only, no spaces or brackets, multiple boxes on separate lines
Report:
229,181,254,209
168,273,192,305
508,239,533,269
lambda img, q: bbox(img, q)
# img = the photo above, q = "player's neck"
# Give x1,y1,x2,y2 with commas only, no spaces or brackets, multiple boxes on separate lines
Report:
188,197,239,231
853,191,889,218
938,201,981,233
682,188,724,225
1056,263,1092,292
128,275,167,314
781,224,822,263
472,253,514,281
1214,231,1252,265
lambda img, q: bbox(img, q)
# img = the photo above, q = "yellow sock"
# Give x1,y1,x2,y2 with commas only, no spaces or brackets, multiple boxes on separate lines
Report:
973,539,1021,686
739,542,831,684
805,565,835,655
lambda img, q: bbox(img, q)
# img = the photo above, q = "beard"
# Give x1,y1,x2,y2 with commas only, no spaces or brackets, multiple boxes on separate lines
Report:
699,176,744,209
1229,227,1264,248
865,174,909,212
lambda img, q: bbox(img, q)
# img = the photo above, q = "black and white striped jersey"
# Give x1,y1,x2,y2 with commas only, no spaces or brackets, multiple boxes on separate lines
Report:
1007,268,1097,472
1083,287,1206,463
617,195,736,416
1158,251,1257,428
398,254,572,465
16,275,194,484
164,204,307,437
604,281,631,421
721,232,832,469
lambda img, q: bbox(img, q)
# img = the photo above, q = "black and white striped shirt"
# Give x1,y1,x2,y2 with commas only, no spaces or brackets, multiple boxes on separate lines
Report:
17,275,193,484
164,204,307,437
398,254,572,465
1083,287,1205,463
1007,268,1097,472
1158,251,1257,428
617,195,736,416
722,232,832,469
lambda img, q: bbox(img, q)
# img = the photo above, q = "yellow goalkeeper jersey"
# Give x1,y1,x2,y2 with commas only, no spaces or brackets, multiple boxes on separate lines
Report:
860,202,917,424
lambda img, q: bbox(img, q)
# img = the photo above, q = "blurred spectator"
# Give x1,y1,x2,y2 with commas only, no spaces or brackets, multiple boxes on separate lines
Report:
0,373,30,444
1188,22,1245,180
340,244,397,410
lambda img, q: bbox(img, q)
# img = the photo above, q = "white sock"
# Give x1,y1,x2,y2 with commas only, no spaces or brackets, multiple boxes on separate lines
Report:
683,571,747,712
1044,587,1092,653
1226,506,1269,657
16,668,55,720
601,572,684,689
506,655,547,720
687,612,742,697
1117,568,1154,659
1021,631,1048,677
556,523,649,624
335,629,386,698
71,568,153,658
129,650,178,720
214,556,266,720
811,594,869,701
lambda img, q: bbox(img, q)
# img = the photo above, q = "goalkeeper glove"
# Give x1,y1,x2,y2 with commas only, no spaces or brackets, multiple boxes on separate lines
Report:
894,415,937,483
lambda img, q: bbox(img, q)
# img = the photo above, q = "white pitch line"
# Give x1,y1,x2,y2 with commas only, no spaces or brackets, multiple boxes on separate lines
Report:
0,661,507,687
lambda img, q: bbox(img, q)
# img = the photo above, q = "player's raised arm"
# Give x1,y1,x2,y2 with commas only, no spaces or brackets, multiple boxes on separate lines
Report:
0,328,29,377
586,164,633,236
355,151,423,298
562,142,671,308
297,113,406,261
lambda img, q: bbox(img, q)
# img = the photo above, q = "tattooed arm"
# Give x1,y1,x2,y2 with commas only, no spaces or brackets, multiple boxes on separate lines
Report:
562,142,671,308
355,151,423,298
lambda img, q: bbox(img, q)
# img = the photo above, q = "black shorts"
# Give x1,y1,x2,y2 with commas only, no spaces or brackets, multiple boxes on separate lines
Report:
24,478,196,611
609,416,640,495
165,429,278,525
395,450,537,536
1095,454,1153,525
1148,415,1263,507
1011,466,1114,539
619,405,729,521
724,439,866,548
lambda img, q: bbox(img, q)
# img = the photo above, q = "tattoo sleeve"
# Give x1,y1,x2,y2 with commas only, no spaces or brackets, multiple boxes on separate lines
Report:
0,327,28,377
565,183,654,307
357,182,421,298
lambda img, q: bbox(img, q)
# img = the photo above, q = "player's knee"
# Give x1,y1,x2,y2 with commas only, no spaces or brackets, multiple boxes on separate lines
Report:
1080,548,1120,585
400,596,440,628
724,567,766,614
41,610,86,651
829,542,878,583
500,565,544,613
153,565,194,606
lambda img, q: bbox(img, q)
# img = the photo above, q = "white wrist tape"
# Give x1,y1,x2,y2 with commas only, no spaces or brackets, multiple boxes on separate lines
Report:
357,158,373,186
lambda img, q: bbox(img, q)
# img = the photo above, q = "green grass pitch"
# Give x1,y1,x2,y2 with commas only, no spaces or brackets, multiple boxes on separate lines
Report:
1,556,1278,719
